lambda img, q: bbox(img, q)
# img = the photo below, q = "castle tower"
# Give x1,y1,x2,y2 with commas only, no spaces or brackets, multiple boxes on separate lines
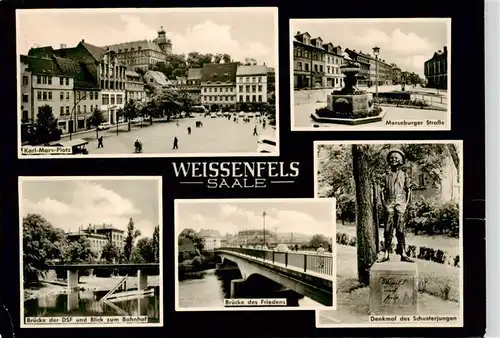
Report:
155,26,172,55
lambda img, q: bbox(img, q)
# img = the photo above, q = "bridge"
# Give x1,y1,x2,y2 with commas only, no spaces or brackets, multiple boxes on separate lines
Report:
214,247,334,306
45,263,160,292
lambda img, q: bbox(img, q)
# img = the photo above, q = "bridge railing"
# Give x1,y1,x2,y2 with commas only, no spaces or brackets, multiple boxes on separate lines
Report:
216,247,333,276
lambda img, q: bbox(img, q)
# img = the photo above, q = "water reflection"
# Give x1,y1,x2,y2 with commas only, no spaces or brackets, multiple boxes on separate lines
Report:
178,269,321,308
24,287,160,323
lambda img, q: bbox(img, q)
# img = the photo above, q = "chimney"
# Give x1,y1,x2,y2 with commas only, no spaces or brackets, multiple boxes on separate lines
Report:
296,31,300,35
60,43,67,49
443,46,448,53
81,39,85,43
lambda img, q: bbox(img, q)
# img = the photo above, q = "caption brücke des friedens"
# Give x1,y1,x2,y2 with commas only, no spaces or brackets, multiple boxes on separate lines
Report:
172,161,300,188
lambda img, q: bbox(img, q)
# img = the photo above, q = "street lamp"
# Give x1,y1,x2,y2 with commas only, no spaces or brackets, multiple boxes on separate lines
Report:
69,93,87,141
372,46,380,103
262,211,267,248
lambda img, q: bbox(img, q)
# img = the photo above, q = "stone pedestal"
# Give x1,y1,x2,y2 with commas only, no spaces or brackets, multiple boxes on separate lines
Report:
326,94,371,116
369,262,418,315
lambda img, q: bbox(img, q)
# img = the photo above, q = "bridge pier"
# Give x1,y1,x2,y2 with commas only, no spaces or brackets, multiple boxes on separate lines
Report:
67,269,79,291
230,278,248,298
137,269,148,290
67,290,79,311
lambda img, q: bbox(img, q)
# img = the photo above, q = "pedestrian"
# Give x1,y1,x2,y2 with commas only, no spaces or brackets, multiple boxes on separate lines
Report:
253,125,258,136
97,136,104,148
316,244,325,269
378,148,414,263
172,137,178,149
176,121,180,127
187,126,191,135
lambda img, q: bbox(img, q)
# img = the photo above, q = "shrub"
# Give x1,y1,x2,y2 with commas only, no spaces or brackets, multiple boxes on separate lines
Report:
406,198,459,237
348,237,357,247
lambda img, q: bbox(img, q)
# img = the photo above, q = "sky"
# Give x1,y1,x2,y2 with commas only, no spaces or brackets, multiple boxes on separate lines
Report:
21,178,161,239
176,199,335,238
16,8,277,67
292,19,450,77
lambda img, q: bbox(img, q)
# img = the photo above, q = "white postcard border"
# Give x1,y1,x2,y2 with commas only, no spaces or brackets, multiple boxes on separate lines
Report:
289,18,452,132
312,140,464,328
15,7,280,159
18,175,164,328
174,197,337,312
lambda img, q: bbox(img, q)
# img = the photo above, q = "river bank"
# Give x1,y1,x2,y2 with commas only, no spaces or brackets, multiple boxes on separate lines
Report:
24,275,161,302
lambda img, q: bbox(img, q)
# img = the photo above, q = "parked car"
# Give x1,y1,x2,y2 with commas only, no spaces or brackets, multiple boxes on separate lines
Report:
97,122,111,130
238,111,245,117
52,138,89,155
210,112,217,118
131,117,142,124
255,112,261,118
216,111,223,117
247,112,254,118
190,106,208,114
118,117,125,123
257,134,277,153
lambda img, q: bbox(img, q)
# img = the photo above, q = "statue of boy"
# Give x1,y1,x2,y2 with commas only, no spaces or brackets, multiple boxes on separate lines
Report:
378,148,414,263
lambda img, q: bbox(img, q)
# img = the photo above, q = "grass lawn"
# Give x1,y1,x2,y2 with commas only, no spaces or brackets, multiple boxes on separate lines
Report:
324,245,461,325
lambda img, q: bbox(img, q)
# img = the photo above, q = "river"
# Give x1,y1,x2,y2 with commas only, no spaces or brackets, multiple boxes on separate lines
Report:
178,269,325,309
24,287,160,323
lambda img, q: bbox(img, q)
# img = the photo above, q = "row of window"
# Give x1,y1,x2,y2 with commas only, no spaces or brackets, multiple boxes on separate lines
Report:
239,95,264,103
425,59,447,75
203,87,234,93
201,95,236,102
101,94,124,106
34,75,71,86
236,76,265,83
100,63,125,79
58,104,100,116
237,84,264,93
100,80,125,90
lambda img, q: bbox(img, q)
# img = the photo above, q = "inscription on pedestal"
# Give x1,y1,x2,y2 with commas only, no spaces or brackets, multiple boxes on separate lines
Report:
369,262,418,315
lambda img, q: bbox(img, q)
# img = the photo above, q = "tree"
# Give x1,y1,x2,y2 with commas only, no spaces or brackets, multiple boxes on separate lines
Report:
309,234,330,249
153,225,160,263
179,228,204,253
179,91,196,113
62,236,95,282
88,109,104,139
133,237,155,263
23,214,67,284
119,100,138,131
155,89,183,120
101,241,122,263
244,57,257,66
187,52,213,68
264,92,276,126
34,105,61,145
352,145,378,285
222,54,232,63
123,218,141,262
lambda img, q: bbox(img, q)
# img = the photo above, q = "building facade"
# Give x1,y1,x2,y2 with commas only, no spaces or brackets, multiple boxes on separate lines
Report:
67,223,125,258
105,27,172,72
125,70,146,103
200,62,238,110
198,229,222,250
178,68,202,104
424,46,448,89
144,70,172,93
236,65,269,104
323,43,344,89
293,32,326,89
391,64,402,84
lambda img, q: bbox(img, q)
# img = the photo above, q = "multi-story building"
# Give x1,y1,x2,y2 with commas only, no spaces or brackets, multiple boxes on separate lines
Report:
105,27,173,72
19,54,76,133
368,56,393,86
344,49,371,87
144,70,173,93
236,65,269,104
322,43,344,89
200,62,238,110
293,31,326,89
391,64,402,84
424,46,448,89
198,229,222,250
29,40,127,126
266,67,275,93
67,223,126,258
184,68,202,104
125,70,146,103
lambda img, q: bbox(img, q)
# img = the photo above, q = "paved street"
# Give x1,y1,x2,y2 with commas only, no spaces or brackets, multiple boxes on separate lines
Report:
77,116,275,155
293,101,449,130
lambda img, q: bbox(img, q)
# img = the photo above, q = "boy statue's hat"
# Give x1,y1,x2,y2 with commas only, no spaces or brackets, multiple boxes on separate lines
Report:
386,148,405,163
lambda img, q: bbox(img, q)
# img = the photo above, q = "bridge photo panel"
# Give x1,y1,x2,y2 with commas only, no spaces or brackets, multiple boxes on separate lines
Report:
313,140,464,328
18,176,164,328
174,198,337,311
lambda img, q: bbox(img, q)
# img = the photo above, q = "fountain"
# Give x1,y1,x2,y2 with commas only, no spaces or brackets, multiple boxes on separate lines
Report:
310,52,385,125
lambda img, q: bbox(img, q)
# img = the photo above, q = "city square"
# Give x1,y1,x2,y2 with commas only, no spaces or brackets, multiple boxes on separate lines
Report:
65,115,275,155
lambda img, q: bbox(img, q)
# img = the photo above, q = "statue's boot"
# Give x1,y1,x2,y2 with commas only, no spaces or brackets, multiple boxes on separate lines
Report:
400,255,414,263
377,254,390,263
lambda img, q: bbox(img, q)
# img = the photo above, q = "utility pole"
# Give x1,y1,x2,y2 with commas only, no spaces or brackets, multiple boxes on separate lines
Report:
310,47,314,90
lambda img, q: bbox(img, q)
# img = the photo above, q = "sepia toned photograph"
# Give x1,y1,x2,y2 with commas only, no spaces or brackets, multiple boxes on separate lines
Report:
19,176,163,328
17,7,278,158
313,140,462,327
174,198,336,311
290,18,451,131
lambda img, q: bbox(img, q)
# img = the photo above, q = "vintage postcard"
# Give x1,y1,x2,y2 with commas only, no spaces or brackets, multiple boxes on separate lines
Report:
174,198,336,311
19,176,163,328
16,7,279,158
290,18,451,131
313,140,463,327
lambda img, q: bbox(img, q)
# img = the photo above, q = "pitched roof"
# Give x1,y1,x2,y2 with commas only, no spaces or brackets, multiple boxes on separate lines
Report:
106,40,164,54
145,70,169,86
236,65,269,76
53,56,98,89
201,62,238,82
28,46,55,58
80,41,107,61
198,229,222,238
187,68,202,80
20,55,64,76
